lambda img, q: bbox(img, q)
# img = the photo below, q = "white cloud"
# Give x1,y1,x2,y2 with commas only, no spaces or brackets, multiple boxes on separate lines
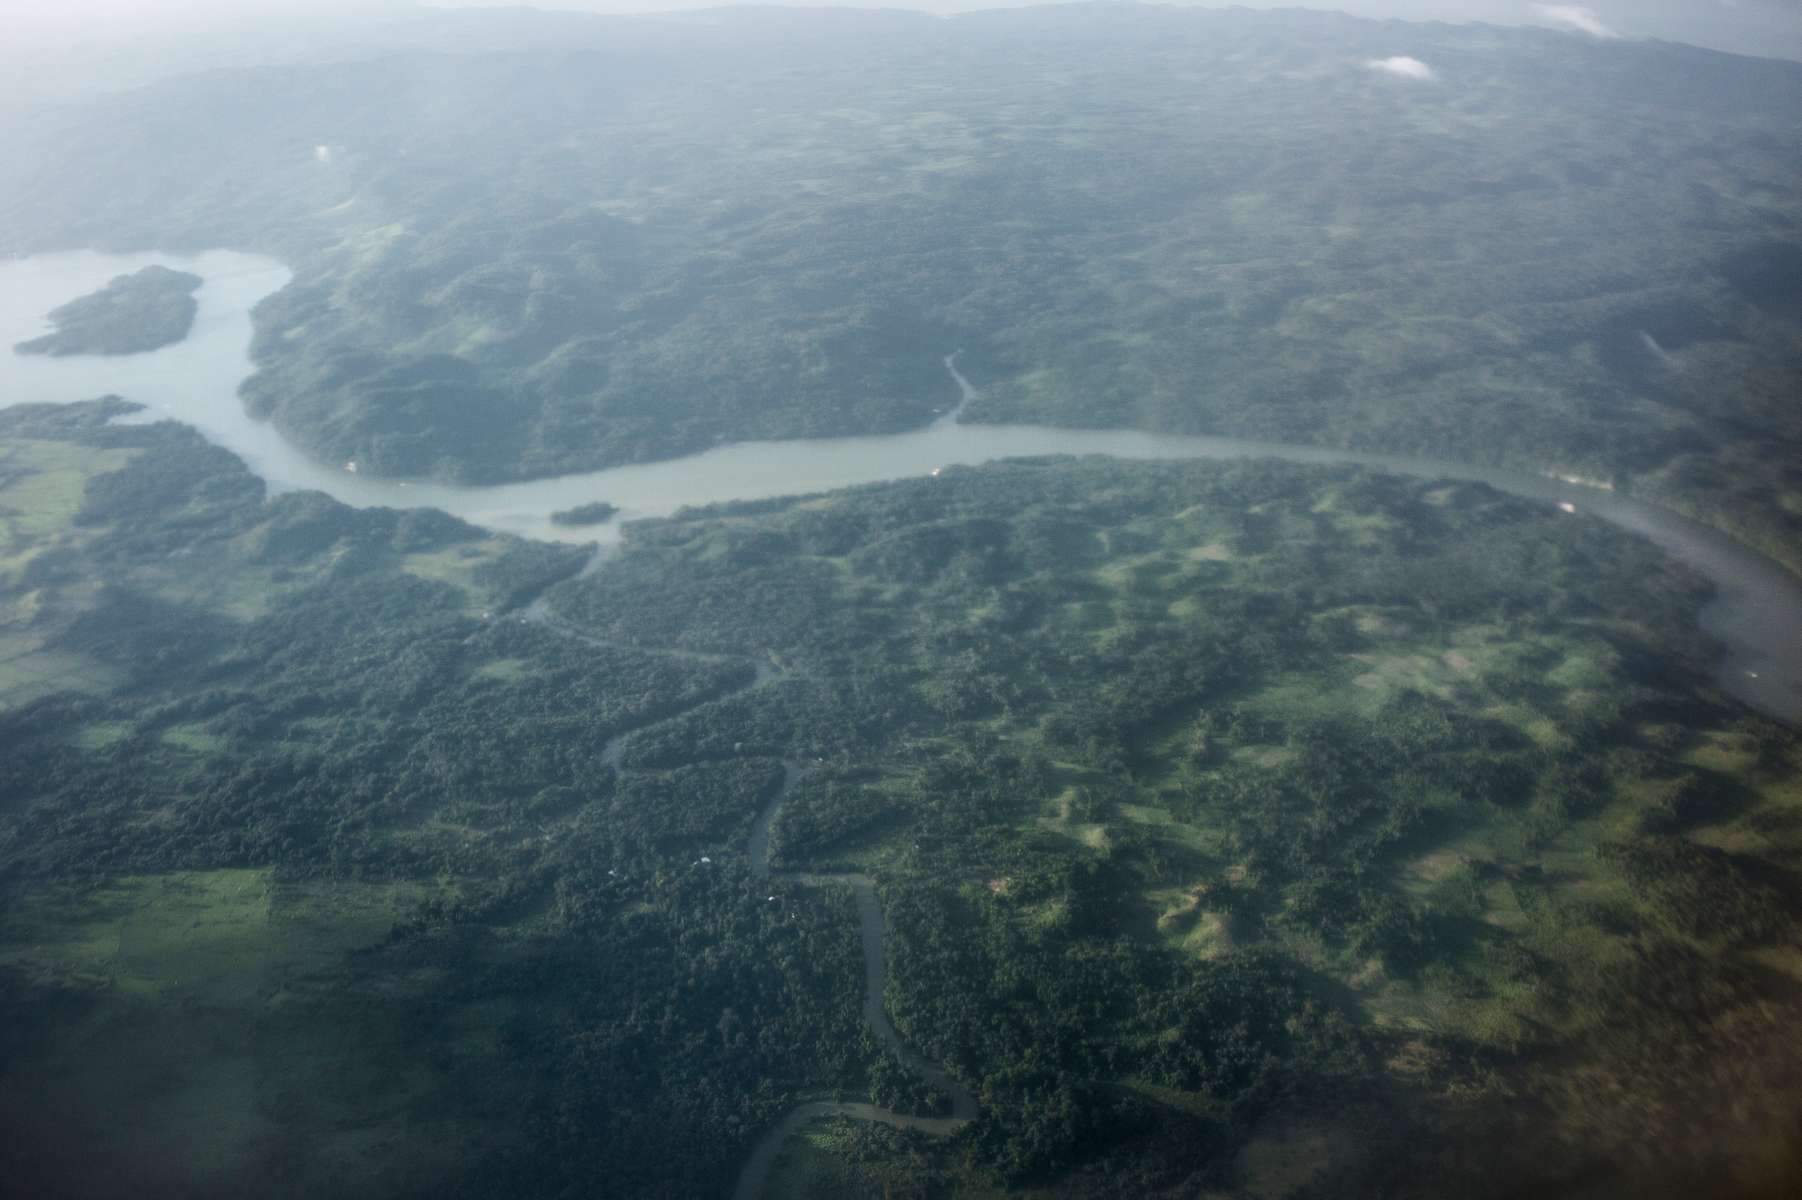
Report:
1366,55,1437,80
1533,5,1622,39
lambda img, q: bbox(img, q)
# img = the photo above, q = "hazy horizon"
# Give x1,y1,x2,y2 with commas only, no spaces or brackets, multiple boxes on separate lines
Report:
3,2,1800,1196
7,0,1802,62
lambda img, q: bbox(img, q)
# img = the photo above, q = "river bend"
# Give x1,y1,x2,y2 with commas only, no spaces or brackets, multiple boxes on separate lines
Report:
9,250,1802,1195
734,762,978,1200
4,249,1797,721
516,617,978,1199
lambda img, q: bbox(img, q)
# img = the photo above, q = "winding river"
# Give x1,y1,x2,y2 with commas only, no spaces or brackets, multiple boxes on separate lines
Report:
5,249,1801,721
733,763,979,1200
3,249,1797,722
521,619,977,1197
7,248,1802,1193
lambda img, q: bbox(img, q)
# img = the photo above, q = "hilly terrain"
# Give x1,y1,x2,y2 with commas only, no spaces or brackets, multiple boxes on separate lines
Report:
2,400,1800,1197
1,6,1799,567
4,7,1802,1198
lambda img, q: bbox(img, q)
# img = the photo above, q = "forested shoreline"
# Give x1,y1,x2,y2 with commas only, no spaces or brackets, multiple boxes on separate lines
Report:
2,7,1799,571
13,264,201,357
2,405,1798,1196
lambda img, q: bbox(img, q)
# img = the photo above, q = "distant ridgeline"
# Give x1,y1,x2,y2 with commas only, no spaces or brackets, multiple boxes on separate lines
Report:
1,6,1798,571
13,265,203,357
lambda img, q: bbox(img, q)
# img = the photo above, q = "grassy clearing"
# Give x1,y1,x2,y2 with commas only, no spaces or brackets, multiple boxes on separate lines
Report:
762,1115,857,1199
762,1113,1021,1200
161,722,230,754
400,537,517,612
0,869,486,1196
68,719,132,750
0,441,139,541
0,869,445,1001
0,640,123,706
471,656,533,684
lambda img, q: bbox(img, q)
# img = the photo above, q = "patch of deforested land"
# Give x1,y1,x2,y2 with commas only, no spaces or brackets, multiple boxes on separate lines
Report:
13,264,202,356
1,401,1798,1198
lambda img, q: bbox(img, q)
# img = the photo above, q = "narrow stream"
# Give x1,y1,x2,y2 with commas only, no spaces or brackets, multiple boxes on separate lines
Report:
517,601,783,769
518,617,975,1198
736,764,978,1200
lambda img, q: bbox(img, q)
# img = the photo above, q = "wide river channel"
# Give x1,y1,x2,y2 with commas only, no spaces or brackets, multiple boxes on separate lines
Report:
3,248,1799,723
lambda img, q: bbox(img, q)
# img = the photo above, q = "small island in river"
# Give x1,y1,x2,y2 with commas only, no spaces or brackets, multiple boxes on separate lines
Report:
549,501,620,527
14,264,203,357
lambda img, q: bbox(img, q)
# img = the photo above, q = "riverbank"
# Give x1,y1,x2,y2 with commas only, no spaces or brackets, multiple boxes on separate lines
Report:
5,399,1799,1199
5,250,1798,723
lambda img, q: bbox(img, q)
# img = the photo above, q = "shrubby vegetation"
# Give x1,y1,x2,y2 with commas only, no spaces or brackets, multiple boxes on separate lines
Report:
12,264,200,356
2,410,1799,1196
549,500,618,527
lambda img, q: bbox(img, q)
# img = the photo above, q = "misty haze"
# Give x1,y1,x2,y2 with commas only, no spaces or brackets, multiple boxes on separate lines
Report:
1,3,1800,1199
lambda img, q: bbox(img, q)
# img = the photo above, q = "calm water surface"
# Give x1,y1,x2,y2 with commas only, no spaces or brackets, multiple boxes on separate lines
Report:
3,250,1798,721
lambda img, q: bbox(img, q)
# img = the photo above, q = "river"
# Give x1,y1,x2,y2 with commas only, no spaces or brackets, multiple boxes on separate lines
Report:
730,760,979,1200
3,248,1798,726
524,639,975,1197
8,248,1802,1192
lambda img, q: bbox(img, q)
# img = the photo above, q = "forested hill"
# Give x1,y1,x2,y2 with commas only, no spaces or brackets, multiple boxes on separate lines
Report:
3,401,1801,1196
0,6,1798,569
13,264,202,357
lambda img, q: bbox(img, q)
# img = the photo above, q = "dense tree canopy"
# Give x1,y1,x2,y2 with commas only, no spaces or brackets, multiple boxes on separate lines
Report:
5,402,1797,1196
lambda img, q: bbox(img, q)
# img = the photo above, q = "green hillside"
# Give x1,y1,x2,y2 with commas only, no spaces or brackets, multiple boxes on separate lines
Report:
2,401,1797,1197
2,8,1799,569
